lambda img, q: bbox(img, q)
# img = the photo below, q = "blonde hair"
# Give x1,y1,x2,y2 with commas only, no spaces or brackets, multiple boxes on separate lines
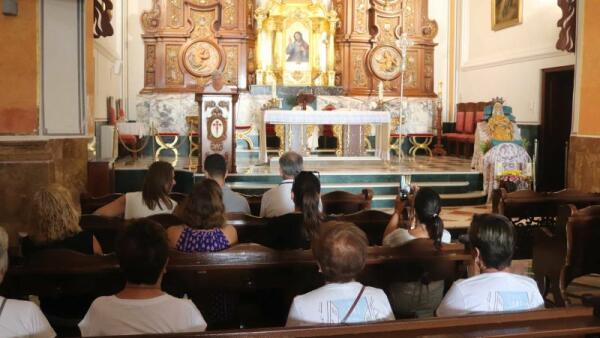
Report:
30,184,82,244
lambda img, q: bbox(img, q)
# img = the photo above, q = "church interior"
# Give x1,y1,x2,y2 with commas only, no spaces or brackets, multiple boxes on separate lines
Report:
2,0,600,336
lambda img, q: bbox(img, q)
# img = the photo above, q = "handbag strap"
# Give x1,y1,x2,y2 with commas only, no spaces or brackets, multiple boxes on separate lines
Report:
0,297,7,319
341,285,366,324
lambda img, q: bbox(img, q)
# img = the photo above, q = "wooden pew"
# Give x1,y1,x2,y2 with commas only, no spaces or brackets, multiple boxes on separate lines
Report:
90,306,600,337
533,204,600,307
496,188,600,259
335,209,391,246
321,189,374,215
80,193,122,214
3,241,470,330
79,214,126,253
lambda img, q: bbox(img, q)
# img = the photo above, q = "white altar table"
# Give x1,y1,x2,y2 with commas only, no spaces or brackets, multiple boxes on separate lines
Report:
259,110,390,163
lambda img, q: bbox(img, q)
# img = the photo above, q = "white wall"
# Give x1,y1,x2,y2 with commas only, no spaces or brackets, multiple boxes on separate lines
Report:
429,0,451,121
126,0,152,120
93,0,123,121
457,0,575,123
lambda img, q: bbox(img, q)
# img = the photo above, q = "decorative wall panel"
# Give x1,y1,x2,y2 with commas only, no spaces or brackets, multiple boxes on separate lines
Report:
141,0,252,92
336,0,437,96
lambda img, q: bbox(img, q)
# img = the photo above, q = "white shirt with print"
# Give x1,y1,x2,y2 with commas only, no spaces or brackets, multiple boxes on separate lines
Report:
79,294,206,336
0,297,56,338
286,281,394,326
436,271,545,317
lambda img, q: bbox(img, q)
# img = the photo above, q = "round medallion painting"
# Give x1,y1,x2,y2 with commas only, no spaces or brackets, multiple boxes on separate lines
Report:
368,45,403,81
182,40,222,77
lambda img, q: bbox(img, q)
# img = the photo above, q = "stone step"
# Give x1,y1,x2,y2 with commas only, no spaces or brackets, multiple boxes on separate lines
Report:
228,181,473,195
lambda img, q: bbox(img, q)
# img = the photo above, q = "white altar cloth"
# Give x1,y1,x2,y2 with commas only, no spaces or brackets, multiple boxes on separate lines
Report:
263,110,390,125
259,110,390,163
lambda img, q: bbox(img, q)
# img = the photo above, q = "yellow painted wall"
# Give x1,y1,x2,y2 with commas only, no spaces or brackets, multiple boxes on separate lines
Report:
0,0,39,134
578,0,600,135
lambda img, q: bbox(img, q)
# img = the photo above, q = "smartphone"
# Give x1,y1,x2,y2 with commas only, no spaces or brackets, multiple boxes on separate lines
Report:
399,175,412,200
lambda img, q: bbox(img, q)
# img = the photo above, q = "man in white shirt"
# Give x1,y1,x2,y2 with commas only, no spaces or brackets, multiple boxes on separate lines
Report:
286,222,394,326
0,227,56,338
260,151,304,217
79,219,207,336
436,214,545,317
204,153,250,214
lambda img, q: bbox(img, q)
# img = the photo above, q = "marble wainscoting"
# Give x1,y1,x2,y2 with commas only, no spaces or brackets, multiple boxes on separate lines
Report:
0,138,88,242
568,135,600,192
316,96,436,134
135,93,271,134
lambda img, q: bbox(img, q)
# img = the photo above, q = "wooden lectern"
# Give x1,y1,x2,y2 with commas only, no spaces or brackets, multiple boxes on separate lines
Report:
195,89,238,173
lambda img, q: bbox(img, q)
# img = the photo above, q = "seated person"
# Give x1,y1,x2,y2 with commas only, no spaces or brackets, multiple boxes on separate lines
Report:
79,219,206,335
94,161,177,219
203,153,250,214
168,179,238,252
23,184,103,255
436,213,544,316
260,151,303,217
265,171,325,250
0,227,56,338
382,187,451,318
286,221,394,326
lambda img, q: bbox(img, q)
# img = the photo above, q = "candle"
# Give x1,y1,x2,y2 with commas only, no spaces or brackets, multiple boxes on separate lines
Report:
272,78,277,99
378,81,384,101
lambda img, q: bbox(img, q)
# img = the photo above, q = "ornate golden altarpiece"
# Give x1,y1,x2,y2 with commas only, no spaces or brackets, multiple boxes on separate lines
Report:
140,0,438,97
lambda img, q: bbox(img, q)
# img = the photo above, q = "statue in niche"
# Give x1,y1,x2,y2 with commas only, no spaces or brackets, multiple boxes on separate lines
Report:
286,32,309,63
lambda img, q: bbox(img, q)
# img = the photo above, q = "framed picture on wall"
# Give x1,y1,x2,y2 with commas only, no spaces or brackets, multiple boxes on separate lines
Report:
492,0,523,31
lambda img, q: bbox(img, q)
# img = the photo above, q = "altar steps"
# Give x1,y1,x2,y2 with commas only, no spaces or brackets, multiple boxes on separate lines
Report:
223,171,486,209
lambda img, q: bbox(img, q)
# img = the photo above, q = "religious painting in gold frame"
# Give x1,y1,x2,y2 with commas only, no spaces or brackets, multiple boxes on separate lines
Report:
492,0,523,31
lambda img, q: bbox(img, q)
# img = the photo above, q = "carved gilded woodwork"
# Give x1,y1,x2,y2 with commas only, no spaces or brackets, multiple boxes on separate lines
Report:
141,0,251,92
556,0,576,53
166,45,184,85
254,0,339,86
222,0,237,28
167,0,183,28
223,46,239,85
145,45,156,87
351,49,368,87
139,0,435,96
191,10,217,39
141,0,160,33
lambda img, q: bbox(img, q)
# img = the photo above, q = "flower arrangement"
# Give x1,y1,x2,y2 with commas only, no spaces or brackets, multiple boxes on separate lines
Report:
496,169,531,192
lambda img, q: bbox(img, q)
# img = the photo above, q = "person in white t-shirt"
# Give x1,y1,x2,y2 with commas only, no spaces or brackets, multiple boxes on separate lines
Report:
94,161,178,219
436,213,545,317
0,226,56,338
260,151,304,217
286,221,394,326
79,219,206,336
382,187,451,318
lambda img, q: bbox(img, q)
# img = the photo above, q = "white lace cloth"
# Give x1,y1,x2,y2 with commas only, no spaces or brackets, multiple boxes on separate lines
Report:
263,110,390,125
482,143,531,201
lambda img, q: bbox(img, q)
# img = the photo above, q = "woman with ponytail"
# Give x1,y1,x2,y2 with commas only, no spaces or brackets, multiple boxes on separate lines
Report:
265,171,326,250
382,186,451,318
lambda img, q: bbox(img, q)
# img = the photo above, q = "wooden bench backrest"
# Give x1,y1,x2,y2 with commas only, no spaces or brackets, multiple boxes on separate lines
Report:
80,193,122,214
89,307,600,338
321,189,374,215
335,209,391,246
564,205,600,287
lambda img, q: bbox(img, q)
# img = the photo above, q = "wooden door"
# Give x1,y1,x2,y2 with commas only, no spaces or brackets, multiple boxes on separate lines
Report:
538,66,574,191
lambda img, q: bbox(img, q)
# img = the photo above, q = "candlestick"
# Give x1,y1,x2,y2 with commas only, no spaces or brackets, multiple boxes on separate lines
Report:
271,78,277,100
378,81,384,101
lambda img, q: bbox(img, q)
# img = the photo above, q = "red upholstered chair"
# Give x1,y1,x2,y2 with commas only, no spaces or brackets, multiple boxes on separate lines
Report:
443,106,465,156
